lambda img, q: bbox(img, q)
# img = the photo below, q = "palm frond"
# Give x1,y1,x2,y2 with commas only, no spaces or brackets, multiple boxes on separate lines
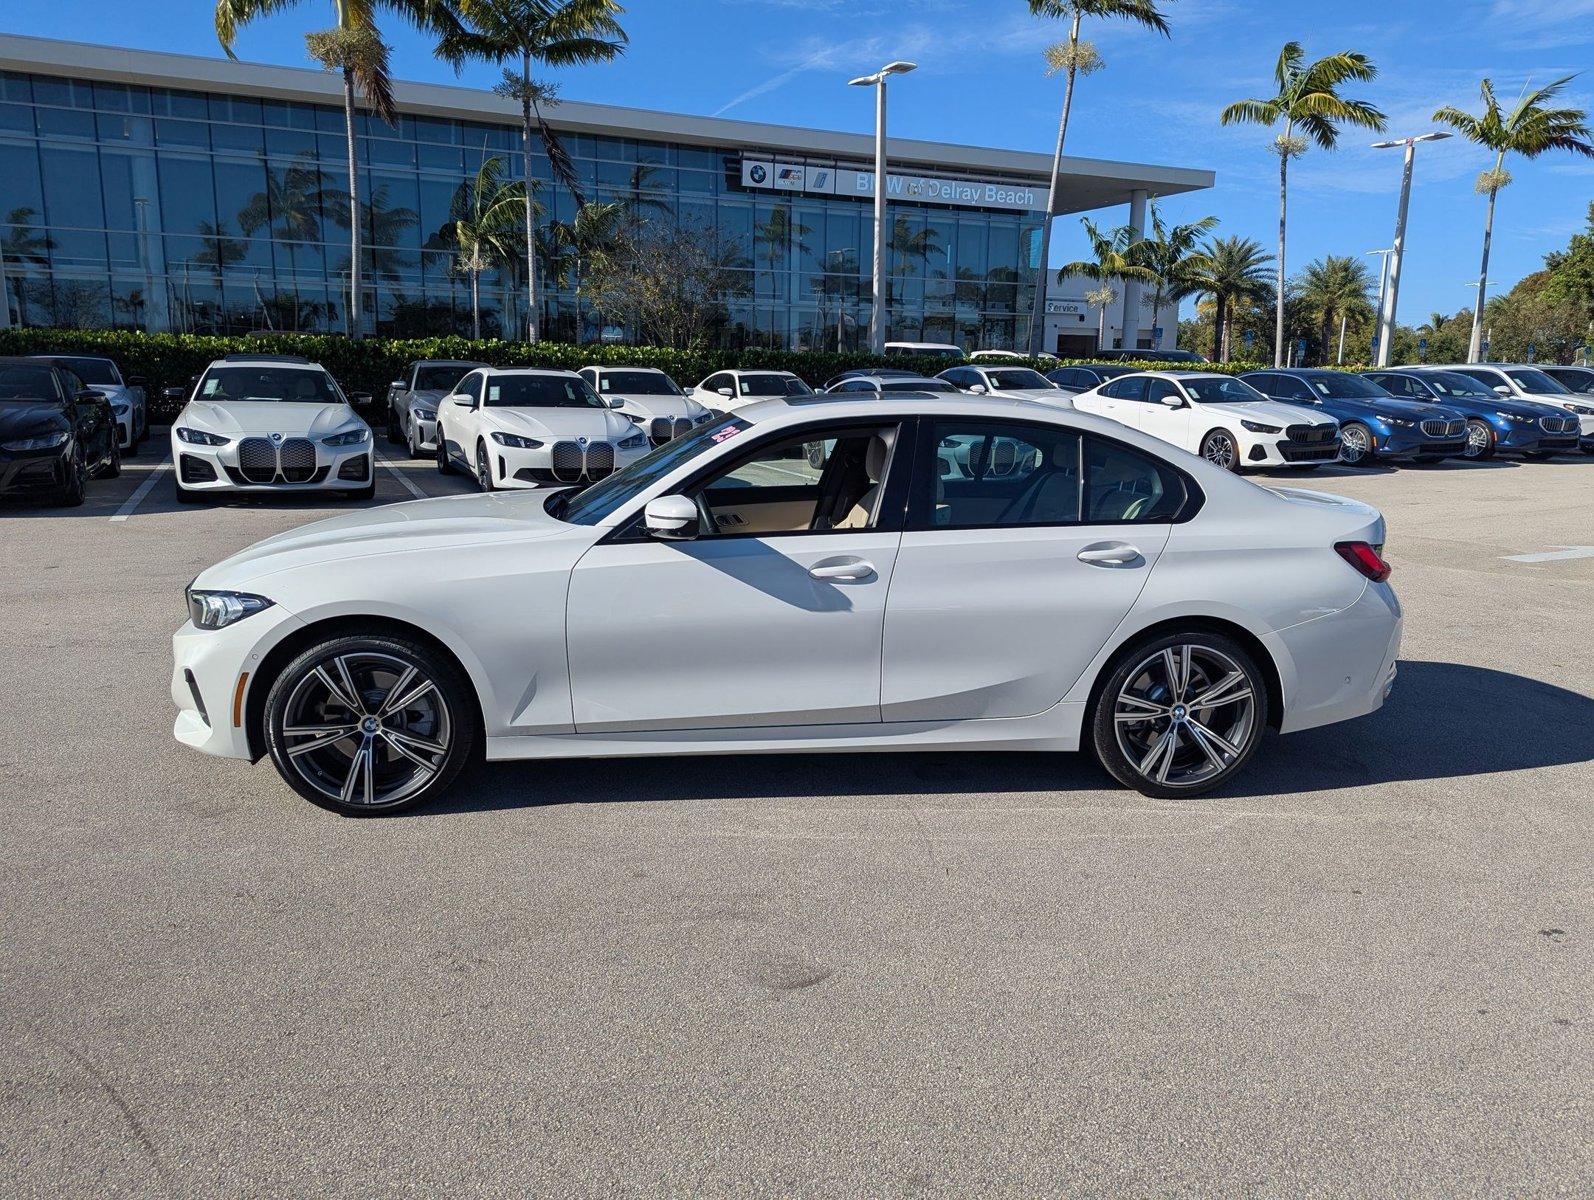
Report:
1220,98,1282,128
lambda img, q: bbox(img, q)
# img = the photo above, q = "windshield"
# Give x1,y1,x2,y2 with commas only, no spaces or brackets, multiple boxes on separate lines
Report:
987,369,1053,390
1505,368,1569,395
1424,372,1494,399
1304,373,1391,399
485,375,603,408
413,364,476,392
740,374,814,397
1182,376,1269,404
1550,370,1594,395
0,365,61,403
882,378,957,393
559,416,751,525
598,370,683,396
55,357,120,385
199,366,339,403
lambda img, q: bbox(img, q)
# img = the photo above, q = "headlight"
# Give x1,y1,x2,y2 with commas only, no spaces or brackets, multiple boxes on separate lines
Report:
619,431,647,450
1,430,70,452
1564,402,1594,416
187,589,274,631
491,431,543,449
176,426,227,446
1507,412,1539,424
322,427,370,447
1378,415,1414,428
1241,420,1280,434
414,408,436,422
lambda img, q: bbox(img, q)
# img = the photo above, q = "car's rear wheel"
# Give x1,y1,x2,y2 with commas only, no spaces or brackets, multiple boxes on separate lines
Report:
264,635,478,816
1091,632,1269,799
1338,423,1374,466
1200,430,1240,472
1463,419,1495,460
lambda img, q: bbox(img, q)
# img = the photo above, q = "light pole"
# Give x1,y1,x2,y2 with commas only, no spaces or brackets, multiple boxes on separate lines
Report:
849,61,916,356
1371,132,1450,366
1365,248,1394,362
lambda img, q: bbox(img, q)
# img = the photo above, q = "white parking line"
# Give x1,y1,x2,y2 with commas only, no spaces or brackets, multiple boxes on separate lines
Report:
1502,546,1594,564
109,456,171,522
375,451,427,500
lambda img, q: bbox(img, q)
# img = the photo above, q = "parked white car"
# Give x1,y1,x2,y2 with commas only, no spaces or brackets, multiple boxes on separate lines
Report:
1434,363,1593,452
34,354,146,449
884,341,963,360
1073,371,1341,471
435,367,649,491
170,355,374,503
688,369,815,414
172,393,1401,815
969,350,1060,364
384,359,485,457
577,365,714,444
937,364,1074,407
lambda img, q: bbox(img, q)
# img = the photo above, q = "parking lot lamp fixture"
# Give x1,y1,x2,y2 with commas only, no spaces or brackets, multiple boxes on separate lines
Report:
849,61,917,356
1371,132,1451,366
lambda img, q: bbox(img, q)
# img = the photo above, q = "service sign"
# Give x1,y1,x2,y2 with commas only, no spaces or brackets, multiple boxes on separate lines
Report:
1045,300,1087,316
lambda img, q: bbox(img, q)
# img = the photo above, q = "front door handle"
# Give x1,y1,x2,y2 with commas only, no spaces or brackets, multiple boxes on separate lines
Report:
1077,542,1143,567
809,557,876,582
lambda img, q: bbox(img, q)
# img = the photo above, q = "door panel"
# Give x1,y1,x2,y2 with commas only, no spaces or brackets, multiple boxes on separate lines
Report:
567,532,901,731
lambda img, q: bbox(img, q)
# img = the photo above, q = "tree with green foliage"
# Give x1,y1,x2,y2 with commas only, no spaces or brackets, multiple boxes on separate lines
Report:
437,0,627,342
1057,216,1156,351
1542,202,1594,334
1298,255,1376,364
1221,42,1385,366
1184,235,1272,361
439,156,528,338
1128,205,1217,351
1023,0,1173,356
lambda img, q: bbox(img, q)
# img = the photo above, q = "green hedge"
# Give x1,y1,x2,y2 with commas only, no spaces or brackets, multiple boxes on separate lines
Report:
0,328,1355,423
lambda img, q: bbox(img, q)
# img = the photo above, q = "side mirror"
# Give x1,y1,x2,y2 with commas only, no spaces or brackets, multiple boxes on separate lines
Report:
349,391,372,407
163,386,186,401
390,379,405,389
716,387,734,398
968,383,988,395
606,396,625,409
451,394,472,406
1161,394,1182,407
1494,385,1511,396
644,494,698,540
127,375,146,387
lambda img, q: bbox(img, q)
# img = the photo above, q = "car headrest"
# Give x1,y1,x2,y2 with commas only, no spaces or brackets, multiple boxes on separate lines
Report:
866,435,888,481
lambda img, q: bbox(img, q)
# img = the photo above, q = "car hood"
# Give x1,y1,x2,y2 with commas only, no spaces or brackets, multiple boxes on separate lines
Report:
1314,395,1456,422
406,388,449,406
1485,396,1567,418
195,491,576,588
1001,388,1075,406
610,394,709,420
482,407,635,440
85,383,133,405
1201,399,1337,426
0,402,70,440
178,400,362,438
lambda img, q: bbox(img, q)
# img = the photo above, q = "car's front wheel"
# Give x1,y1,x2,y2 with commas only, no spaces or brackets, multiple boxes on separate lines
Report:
55,447,86,507
1462,419,1495,460
1091,631,1269,799
1338,423,1374,466
264,634,478,816
1200,430,1240,472
475,440,495,492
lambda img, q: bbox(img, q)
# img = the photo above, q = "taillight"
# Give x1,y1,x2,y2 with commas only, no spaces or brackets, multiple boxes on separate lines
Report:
1335,541,1391,582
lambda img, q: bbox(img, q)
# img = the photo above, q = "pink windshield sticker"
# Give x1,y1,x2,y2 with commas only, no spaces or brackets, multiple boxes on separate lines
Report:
711,426,742,443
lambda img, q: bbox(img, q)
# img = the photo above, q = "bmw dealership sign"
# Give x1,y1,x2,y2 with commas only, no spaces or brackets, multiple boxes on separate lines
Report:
741,157,1042,212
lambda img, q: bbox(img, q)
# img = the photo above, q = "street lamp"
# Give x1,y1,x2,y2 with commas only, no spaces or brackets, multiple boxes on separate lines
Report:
1365,248,1395,362
1370,131,1451,366
849,60,916,356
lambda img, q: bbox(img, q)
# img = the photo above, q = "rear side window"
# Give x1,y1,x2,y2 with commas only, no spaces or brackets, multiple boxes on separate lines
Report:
1100,377,1148,402
1083,436,1187,523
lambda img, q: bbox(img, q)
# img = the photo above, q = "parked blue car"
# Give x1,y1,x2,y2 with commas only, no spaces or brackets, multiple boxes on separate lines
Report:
1241,369,1470,465
1362,367,1574,461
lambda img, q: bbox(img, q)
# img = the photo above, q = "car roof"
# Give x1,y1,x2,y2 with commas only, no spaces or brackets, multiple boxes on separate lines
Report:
480,366,582,377
208,356,326,370
413,359,487,368
585,364,667,373
0,356,64,366
30,353,114,362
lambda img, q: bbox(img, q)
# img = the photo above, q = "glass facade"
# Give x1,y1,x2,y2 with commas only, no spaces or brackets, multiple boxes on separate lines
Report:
0,69,1043,349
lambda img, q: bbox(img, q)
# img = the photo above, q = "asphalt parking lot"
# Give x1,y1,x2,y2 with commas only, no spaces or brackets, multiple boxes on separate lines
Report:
2,441,1591,1197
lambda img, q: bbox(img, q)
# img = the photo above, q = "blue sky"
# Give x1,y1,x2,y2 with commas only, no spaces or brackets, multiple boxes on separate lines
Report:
13,0,1594,326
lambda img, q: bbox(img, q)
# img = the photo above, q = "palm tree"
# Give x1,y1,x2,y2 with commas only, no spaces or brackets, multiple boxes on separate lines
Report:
437,0,627,343
1221,42,1386,366
1058,215,1155,351
1,208,54,326
545,199,625,338
1024,0,1172,356
1433,74,1594,361
1185,235,1273,361
1298,255,1375,364
441,155,528,337
754,205,813,296
216,0,463,339
887,217,935,305
239,156,322,328
1128,205,1218,351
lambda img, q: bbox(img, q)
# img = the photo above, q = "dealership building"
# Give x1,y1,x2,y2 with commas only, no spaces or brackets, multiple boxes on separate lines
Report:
0,34,1214,354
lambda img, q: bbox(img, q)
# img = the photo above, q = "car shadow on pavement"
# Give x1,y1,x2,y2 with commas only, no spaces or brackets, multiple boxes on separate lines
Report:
419,660,1594,815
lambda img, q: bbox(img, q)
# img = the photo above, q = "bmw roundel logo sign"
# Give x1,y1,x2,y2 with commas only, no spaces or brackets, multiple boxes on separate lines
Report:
578,436,589,446
269,432,283,444
749,164,767,184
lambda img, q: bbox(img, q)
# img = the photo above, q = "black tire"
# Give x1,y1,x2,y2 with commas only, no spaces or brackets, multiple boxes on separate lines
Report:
475,440,495,492
99,438,122,480
1338,422,1375,467
1462,419,1496,461
436,430,454,475
1525,450,1560,461
1583,443,1594,457
1200,429,1240,472
173,475,205,504
1090,630,1270,800
55,448,87,507
343,480,377,501
386,405,403,445
264,633,478,816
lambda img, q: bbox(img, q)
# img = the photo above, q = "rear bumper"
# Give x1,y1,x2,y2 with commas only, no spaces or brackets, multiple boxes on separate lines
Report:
1269,581,1403,735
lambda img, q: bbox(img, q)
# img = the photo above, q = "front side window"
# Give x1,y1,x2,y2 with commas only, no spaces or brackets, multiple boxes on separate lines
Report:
1549,369,1594,395
1452,368,1501,389
598,370,683,396
984,368,1053,391
1100,377,1148,402
691,424,898,535
1505,368,1569,395
198,366,338,403
701,374,732,395
558,416,751,526
484,375,602,408
1146,378,1184,405
1184,377,1272,405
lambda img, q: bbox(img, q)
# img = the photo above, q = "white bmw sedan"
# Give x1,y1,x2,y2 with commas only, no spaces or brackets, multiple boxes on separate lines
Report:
172,395,1401,816
170,355,374,502
1075,371,1340,471
434,367,649,490
577,365,715,444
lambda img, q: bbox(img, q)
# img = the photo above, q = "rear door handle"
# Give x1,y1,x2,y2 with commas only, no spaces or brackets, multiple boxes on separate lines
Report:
809,557,876,582
1077,542,1143,567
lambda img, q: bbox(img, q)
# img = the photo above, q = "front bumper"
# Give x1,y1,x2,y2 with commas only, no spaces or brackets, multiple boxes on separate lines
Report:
408,414,438,453
1373,426,1467,459
0,446,71,494
1248,432,1342,466
113,412,134,449
171,605,306,760
171,430,373,493
491,439,649,489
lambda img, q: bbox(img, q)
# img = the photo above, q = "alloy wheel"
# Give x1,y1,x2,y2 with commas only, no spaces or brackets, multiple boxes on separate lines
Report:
1202,433,1237,471
1340,424,1371,465
476,443,494,491
279,651,453,809
1463,420,1491,459
1112,643,1258,790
